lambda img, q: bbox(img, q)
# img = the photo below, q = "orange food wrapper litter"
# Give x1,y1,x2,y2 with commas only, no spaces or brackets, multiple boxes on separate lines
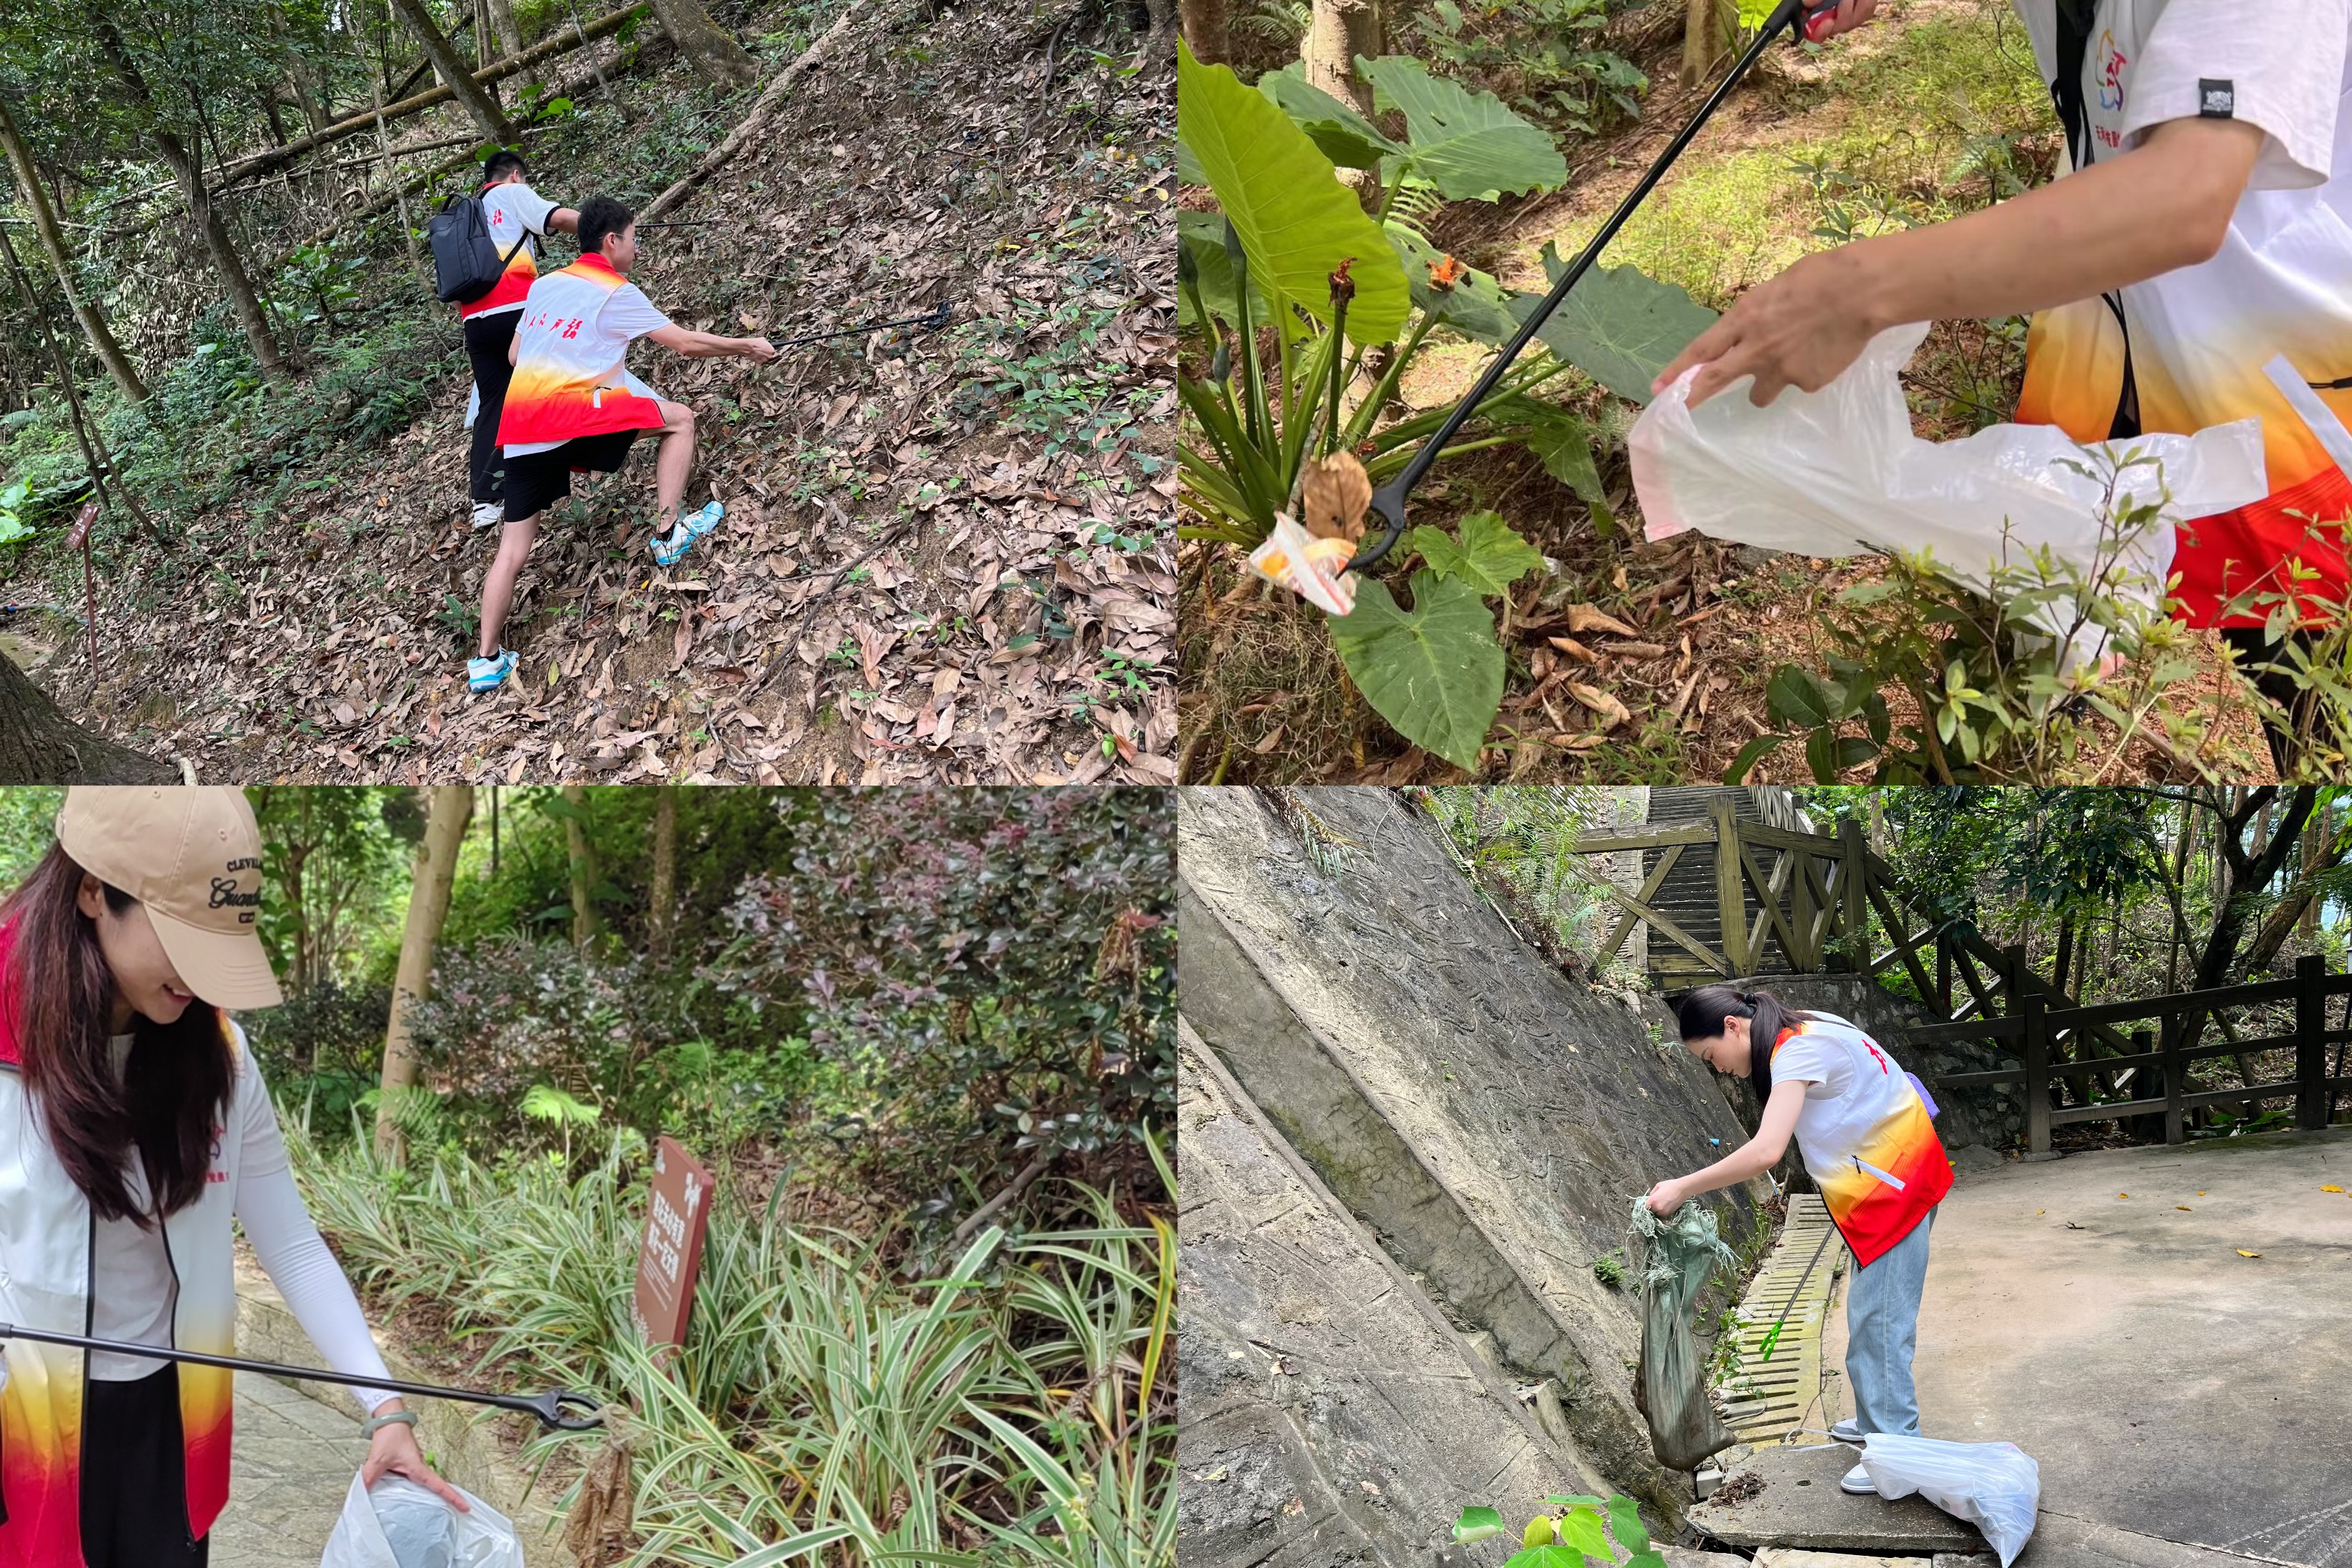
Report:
1248,513,1358,616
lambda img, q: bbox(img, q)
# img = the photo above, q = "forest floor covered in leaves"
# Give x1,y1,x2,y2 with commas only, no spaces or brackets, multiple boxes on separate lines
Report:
5,0,1174,783
1179,0,2273,785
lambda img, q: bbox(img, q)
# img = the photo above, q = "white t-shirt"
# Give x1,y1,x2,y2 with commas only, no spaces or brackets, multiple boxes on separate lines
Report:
465,180,561,321
2011,0,2352,625
83,1027,398,1410
1766,1011,1926,1191
89,1034,177,1380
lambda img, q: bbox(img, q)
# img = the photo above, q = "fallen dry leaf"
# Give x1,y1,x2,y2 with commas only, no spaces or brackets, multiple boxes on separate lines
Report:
1547,636,1597,663
1568,683,1631,729
1566,605,1640,638
1300,452,1372,541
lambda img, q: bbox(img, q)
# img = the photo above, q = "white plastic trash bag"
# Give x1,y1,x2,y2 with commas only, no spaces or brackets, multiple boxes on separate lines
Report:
1854,1432,2040,1566
320,1473,524,1568
1629,321,2269,648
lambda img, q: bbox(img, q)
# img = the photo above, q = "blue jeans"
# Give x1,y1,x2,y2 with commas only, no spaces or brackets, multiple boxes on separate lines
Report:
1846,1206,1934,1438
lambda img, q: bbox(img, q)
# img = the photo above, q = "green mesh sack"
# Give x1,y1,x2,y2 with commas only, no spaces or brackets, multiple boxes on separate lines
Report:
1625,1195,1737,1472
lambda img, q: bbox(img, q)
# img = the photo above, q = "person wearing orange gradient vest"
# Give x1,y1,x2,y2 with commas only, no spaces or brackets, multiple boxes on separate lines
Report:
1645,985,1953,1500
0,788,462,1567
467,195,777,694
1656,0,2352,763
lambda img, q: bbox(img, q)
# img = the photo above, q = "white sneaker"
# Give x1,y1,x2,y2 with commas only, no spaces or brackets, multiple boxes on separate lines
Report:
1841,1462,1877,1495
1831,1418,1865,1442
471,501,503,531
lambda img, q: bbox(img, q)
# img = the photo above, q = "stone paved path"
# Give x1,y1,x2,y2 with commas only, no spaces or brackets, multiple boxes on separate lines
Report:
212,1374,370,1565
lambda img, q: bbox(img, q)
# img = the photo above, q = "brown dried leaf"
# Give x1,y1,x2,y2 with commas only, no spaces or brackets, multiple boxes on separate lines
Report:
1568,683,1632,729
1546,636,1597,663
1300,452,1372,541
1565,605,1640,638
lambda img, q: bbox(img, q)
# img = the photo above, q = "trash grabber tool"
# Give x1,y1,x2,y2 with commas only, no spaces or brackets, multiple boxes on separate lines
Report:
1750,1215,1837,1366
0,1320,603,1430
1353,0,1840,569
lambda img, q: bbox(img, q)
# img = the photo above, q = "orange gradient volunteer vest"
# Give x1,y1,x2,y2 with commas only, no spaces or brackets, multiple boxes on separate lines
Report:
493,253,668,452
0,923,241,1565
1772,1018,1952,1266
2014,0,2352,628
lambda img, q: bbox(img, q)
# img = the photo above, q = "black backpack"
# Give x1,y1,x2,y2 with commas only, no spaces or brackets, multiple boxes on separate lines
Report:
427,190,537,305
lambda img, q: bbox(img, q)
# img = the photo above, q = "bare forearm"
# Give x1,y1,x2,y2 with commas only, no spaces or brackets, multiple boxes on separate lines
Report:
1682,1140,1775,1195
678,331,753,358
1852,121,2259,332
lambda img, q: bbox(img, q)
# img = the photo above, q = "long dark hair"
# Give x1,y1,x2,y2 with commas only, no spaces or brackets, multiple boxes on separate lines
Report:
1,842,234,1227
1676,984,1815,1106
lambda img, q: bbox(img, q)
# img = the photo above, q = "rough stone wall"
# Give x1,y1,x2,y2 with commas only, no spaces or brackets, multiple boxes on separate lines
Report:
1178,1025,1610,1567
1179,786,1774,1523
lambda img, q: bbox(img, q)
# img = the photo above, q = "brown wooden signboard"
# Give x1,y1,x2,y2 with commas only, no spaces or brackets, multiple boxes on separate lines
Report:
632,1136,714,1358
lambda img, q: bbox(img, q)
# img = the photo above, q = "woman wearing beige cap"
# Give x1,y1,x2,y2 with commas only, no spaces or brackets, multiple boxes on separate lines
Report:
0,787,462,1568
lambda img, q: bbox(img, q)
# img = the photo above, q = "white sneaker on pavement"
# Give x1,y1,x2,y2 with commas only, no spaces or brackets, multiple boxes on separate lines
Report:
1831,1418,1865,1443
1840,1462,1877,1495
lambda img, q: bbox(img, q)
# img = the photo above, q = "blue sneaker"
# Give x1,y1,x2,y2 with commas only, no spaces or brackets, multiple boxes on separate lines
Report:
650,499,724,566
467,647,517,691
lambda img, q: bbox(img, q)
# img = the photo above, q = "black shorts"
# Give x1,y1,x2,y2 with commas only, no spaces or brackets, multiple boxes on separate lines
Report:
500,429,645,523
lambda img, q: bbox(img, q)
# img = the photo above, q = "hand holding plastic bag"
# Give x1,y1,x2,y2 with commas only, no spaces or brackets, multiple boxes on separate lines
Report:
320,1473,523,1568
1628,321,2268,648
1854,1432,2040,1566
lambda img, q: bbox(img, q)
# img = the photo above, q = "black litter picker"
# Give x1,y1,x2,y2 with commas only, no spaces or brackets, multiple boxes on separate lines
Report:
1351,0,1844,571
0,1320,603,1430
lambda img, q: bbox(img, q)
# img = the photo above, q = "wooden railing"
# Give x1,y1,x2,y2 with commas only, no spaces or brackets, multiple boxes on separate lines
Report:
1569,810,2352,1154
1573,801,1870,979
1908,954,2352,1154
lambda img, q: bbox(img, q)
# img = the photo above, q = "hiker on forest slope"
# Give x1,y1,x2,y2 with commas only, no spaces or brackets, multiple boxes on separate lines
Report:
0,788,465,1568
468,195,777,694
1656,0,2352,760
1646,986,1953,1501
459,151,580,534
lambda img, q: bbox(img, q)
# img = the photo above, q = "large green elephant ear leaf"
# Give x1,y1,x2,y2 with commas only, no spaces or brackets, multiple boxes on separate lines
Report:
1508,244,1718,403
1181,210,1269,329
1358,56,1567,202
1178,43,1410,347
1387,223,1515,345
1259,64,1404,170
1328,571,1503,770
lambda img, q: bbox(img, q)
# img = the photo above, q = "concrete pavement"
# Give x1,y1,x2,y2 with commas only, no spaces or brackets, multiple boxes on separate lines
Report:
212,1372,370,1564
1810,1126,2352,1567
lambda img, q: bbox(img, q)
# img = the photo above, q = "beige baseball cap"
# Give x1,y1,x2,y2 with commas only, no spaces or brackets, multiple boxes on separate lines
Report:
55,787,282,1009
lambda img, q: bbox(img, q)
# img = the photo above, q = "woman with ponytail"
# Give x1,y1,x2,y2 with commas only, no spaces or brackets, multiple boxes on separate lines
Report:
0,788,462,1567
1643,984,1953,1497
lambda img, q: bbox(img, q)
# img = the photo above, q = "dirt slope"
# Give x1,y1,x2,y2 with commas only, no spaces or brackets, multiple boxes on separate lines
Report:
34,0,1174,784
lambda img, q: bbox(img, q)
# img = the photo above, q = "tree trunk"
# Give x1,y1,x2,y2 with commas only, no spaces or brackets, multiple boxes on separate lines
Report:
376,785,474,1163
646,0,760,88
1179,0,1228,63
386,0,520,144
83,17,290,382
563,783,599,949
485,0,525,58
0,225,157,538
0,653,174,783
1681,0,1734,86
1302,0,1377,114
0,100,147,403
649,786,676,960
153,129,290,381
220,1,639,185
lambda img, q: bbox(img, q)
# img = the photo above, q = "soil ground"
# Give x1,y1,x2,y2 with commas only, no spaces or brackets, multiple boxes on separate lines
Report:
2,0,1176,785
1177,0,2279,784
